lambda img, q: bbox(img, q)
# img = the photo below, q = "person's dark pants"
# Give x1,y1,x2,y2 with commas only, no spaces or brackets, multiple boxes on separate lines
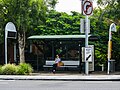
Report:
53,63,57,71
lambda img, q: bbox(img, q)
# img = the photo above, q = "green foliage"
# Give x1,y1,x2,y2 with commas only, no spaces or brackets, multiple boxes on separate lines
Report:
0,63,33,75
1,64,17,75
0,0,48,63
47,0,58,9
0,65,2,74
33,10,82,35
96,0,120,68
17,63,33,75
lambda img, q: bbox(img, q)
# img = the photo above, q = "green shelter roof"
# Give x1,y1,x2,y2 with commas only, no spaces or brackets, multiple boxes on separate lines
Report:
28,35,91,40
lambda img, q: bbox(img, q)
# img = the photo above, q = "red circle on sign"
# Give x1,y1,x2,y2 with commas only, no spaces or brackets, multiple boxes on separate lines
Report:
83,1,93,15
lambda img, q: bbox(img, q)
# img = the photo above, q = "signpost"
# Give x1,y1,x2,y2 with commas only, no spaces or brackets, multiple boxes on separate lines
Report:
5,22,17,64
81,0,93,75
107,23,116,74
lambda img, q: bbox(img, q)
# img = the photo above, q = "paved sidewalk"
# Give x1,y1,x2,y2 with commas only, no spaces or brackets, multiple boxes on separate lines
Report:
0,72,120,81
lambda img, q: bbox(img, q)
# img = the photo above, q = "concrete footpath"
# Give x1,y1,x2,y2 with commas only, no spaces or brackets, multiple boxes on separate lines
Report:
0,72,120,81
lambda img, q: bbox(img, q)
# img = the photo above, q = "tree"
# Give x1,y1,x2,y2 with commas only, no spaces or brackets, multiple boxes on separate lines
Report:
46,0,58,9
33,10,83,35
97,0,120,69
0,0,47,63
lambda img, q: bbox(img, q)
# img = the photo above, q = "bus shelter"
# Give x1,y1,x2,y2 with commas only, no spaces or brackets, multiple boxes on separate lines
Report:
27,35,96,72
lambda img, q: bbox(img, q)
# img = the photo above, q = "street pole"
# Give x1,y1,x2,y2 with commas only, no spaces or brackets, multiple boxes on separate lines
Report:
107,23,116,74
14,43,17,63
107,28,111,74
85,15,89,75
81,0,93,75
5,30,8,64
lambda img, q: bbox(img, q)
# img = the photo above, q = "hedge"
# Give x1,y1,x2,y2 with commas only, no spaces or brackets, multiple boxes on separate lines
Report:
0,63,33,75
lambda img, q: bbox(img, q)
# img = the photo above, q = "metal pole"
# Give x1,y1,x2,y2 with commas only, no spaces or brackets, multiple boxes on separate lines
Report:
107,26,111,74
52,41,54,59
5,31,7,64
85,16,89,75
30,43,32,53
79,44,81,73
14,43,16,63
37,51,39,71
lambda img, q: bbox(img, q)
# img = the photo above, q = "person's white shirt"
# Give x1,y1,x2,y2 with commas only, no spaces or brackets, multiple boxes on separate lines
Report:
55,57,61,63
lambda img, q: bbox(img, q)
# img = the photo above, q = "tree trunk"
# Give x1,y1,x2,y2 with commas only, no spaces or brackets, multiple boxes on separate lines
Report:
18,31,25,63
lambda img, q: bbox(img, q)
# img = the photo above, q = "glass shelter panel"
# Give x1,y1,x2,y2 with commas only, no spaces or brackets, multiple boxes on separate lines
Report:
45,41,81,61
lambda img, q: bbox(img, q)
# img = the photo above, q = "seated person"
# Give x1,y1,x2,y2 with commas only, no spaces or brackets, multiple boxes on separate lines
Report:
52,55,61,73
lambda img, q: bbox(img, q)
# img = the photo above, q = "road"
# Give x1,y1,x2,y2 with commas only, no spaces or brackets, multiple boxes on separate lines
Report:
0,80,119,90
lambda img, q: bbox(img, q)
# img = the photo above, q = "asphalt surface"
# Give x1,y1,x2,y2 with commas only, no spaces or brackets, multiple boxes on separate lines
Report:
0,71,120,81
0,80,120,90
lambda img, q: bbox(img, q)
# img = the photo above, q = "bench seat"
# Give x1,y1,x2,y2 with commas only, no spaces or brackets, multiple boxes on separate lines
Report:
43,60,80,69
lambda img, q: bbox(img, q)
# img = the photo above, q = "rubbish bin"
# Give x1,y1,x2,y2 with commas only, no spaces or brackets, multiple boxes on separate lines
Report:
110,60,115,72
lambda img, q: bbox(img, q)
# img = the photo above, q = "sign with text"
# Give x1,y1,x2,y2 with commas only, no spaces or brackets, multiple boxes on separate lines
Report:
85,47,92,62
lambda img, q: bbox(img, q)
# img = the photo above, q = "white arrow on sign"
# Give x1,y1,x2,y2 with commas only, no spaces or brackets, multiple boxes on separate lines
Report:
85,47,92,62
